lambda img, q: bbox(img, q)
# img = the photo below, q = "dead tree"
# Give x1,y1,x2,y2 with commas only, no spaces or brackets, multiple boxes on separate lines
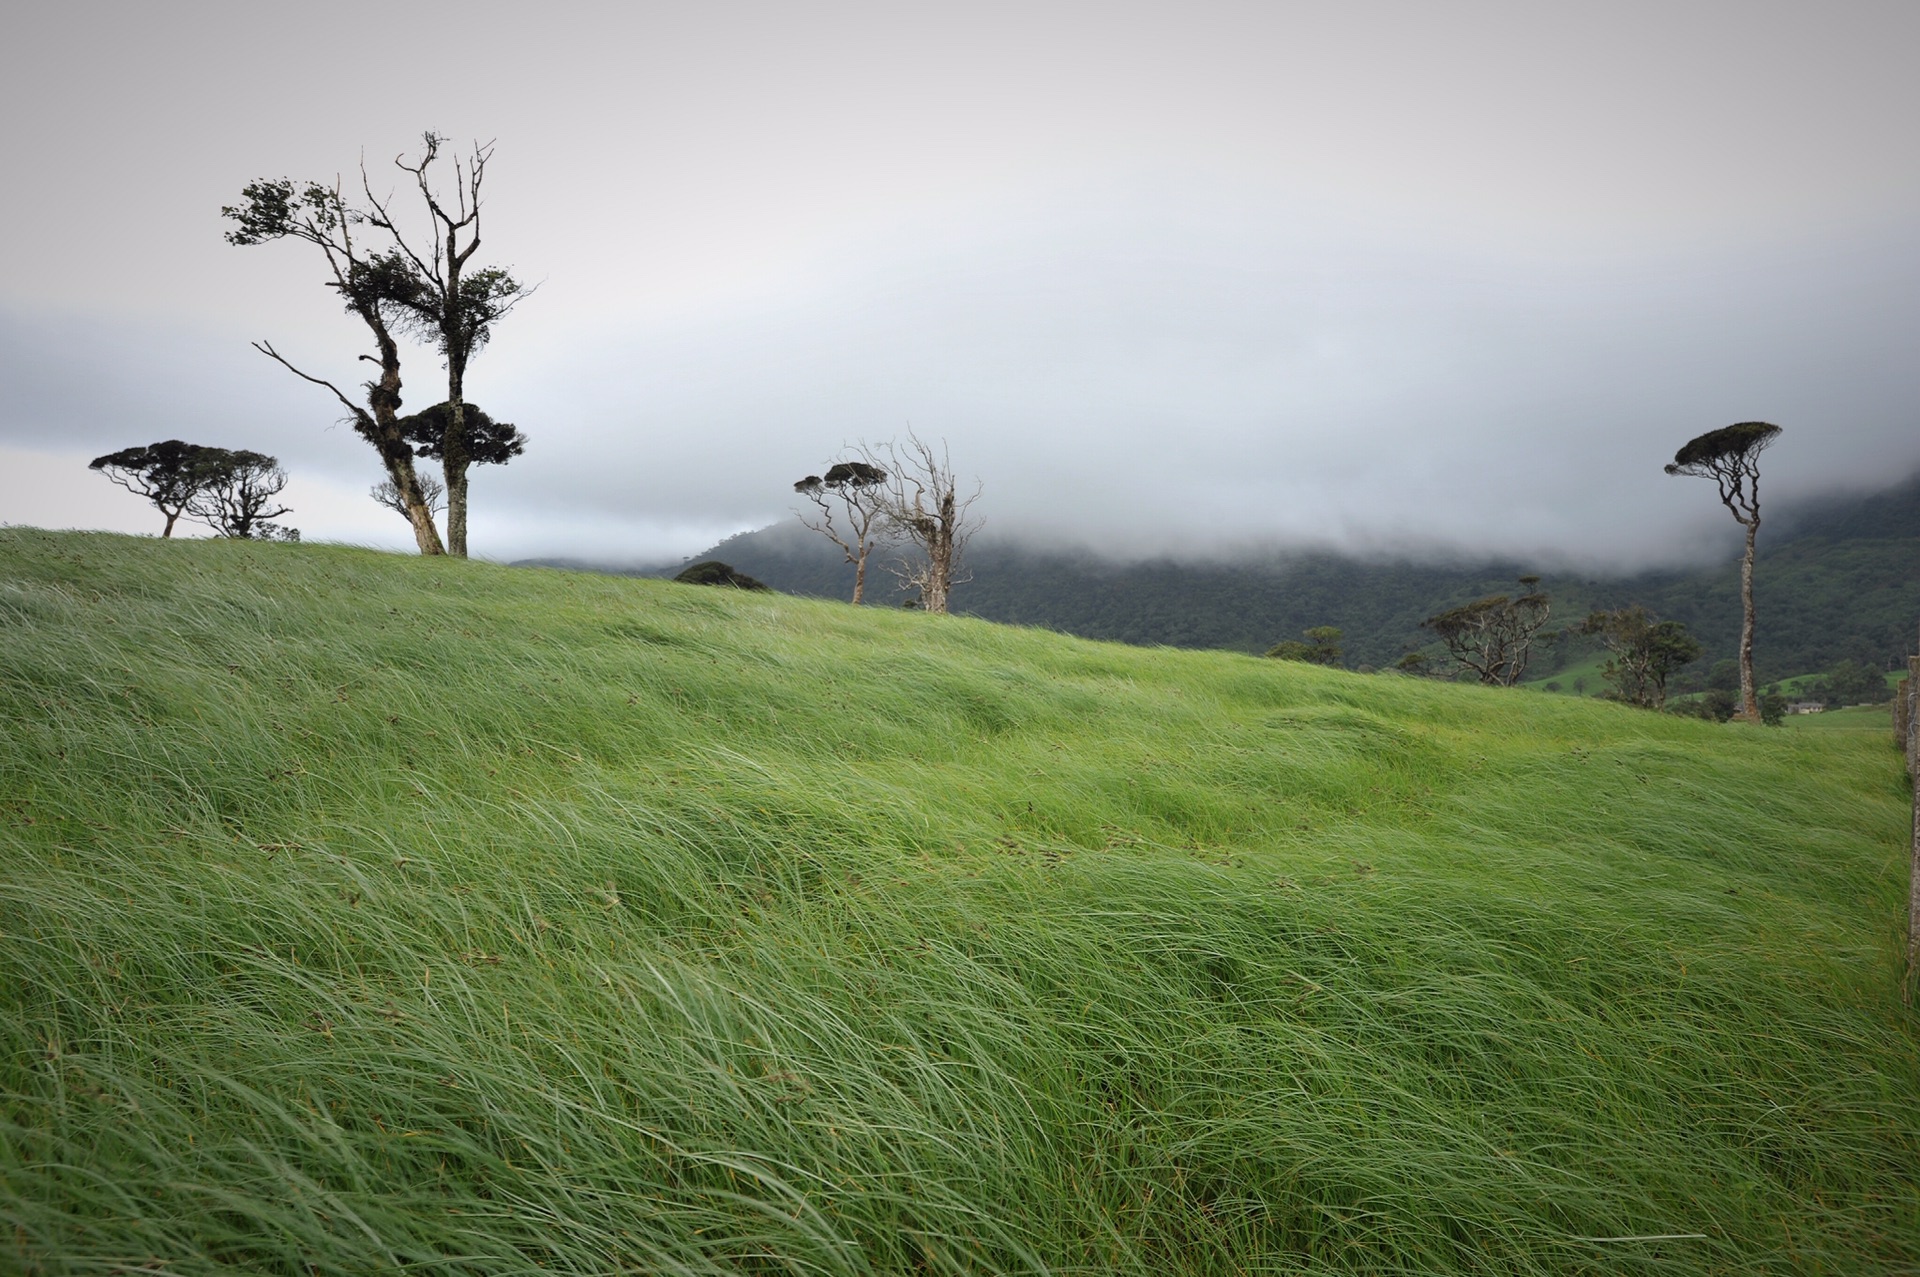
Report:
1665,421,1783,720
871,434,980,615
794,458,891,604
223,179,445,554
1421,577,1552,686
359,134,531,558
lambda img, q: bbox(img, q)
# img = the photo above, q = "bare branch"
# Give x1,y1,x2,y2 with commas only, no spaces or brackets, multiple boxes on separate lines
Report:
867,432,982,614
251,342,370,424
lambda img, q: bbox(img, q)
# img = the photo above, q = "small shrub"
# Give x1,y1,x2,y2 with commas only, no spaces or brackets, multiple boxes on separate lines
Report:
673,560,769,590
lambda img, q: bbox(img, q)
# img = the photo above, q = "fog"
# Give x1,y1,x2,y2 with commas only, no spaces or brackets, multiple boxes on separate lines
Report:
4,2,1915,567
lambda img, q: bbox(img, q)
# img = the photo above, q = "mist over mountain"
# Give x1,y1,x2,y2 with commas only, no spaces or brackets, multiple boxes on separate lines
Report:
522,466,1920,679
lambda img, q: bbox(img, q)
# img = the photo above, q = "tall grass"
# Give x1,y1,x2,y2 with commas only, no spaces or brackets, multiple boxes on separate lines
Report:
2,528,1916,1274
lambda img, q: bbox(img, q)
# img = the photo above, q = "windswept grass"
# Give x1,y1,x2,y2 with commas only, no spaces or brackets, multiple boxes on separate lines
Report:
2,527,1917,1274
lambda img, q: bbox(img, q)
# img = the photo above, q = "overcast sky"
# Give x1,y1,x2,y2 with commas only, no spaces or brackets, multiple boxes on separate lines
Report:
3,1,1915,567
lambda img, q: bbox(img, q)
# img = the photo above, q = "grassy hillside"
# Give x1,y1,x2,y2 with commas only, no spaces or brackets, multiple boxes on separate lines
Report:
4,528,1918,1274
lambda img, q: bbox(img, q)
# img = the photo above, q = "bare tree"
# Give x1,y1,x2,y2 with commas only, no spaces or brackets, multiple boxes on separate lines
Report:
185,451,292,539
223,179,445,555
794,458,891,604
372,470,445,522
88,440,223,537
1421,577,1552,686
870,434,980,615
359,133,531,558
1665,421,1782,720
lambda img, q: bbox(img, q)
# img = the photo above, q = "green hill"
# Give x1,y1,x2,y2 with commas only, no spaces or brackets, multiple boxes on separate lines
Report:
4,527,1918,1274
642,468,1920,679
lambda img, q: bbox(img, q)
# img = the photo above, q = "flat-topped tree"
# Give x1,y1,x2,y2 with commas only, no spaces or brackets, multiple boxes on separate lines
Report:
222,179,445,555
1665,421,1782,720
88,441,224,537
395,401,527,488
794,458,890,604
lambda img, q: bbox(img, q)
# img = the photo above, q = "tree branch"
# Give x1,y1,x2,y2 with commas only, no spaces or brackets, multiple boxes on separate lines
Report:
252,341,371,423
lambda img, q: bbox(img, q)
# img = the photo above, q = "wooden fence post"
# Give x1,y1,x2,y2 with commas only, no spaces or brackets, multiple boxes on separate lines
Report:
1908,650,1920,1004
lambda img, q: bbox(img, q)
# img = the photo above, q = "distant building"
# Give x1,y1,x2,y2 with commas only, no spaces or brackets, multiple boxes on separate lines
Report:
1788,701,1826,715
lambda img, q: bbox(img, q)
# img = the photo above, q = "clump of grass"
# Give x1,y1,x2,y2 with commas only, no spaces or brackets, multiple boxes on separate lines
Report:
2,527,1917,1274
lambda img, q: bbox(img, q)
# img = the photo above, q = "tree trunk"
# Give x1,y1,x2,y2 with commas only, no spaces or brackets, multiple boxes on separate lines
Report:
444,363,469,559
387,454,444,555
444,424,469,557
161,509,178,538
922,492,957,614
1738,519,1760,720
852,549,868,605
363,306,443,555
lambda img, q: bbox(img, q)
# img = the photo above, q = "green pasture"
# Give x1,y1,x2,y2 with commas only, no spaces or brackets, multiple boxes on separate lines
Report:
2,528,1917,1274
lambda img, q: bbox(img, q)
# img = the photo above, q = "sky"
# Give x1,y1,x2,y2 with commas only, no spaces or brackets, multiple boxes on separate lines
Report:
2,1,1915,568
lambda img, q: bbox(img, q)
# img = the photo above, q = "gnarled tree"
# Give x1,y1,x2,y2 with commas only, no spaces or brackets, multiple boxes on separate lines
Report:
871,434,980,615
794,458,890,603
89,440,224,537
1580,606,1700,709
185,450,293,540
1664,421,1782,720
360,133,531,557
223,178,445,555
1421,577,1552,686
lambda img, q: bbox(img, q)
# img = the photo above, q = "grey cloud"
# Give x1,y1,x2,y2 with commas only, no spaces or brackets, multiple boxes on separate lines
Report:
7,202,1916,568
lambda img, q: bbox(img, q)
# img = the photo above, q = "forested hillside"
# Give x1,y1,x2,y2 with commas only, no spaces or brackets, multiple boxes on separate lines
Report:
588,466,1920,679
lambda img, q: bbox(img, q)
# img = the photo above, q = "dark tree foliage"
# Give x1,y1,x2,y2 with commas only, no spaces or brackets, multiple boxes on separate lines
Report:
1266,626,1343,665
1665,420,1782,720
184,450,292,539
396,402,527,468
673,561,769,590
1688,689,1741,722
1580,606,1700,708
1421,578,1551,686
1807,659,1891,708
795,459,892,605
88,441,223,537
1705,658,1741,693
90,442,294,540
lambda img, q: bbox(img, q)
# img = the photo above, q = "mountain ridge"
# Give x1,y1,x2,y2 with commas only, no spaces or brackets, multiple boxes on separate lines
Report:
518,467,1920,678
